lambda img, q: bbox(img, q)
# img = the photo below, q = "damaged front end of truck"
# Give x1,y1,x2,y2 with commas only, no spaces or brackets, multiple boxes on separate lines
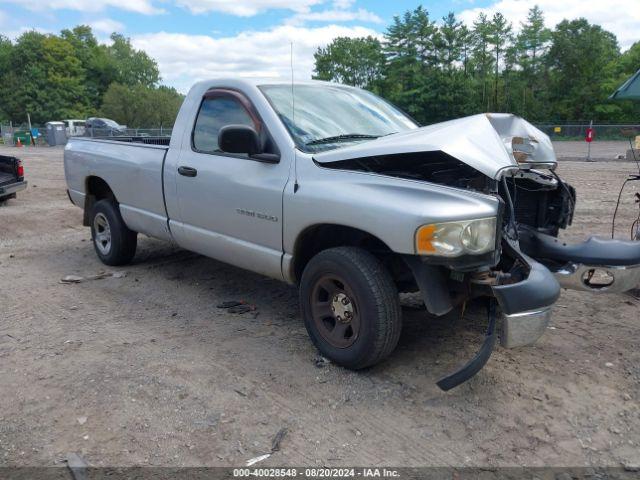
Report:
315,113,640,390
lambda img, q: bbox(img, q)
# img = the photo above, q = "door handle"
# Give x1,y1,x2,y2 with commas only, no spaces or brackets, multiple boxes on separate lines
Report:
178,166,198,177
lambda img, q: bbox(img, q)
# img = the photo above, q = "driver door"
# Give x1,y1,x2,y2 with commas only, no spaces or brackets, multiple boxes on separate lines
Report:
170,88,290,280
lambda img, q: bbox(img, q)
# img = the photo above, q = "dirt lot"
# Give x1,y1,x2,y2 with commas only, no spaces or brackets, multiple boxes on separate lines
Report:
0,143,639,469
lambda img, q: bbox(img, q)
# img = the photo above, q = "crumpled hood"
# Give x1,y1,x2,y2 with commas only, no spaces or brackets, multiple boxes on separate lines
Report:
314,113,557,179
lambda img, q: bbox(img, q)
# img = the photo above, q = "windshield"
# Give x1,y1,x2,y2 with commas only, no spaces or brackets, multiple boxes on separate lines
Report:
101,119,120,128
259,84,418,152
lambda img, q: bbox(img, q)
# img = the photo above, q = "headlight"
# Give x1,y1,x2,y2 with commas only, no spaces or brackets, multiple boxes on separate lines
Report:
415,218,497,257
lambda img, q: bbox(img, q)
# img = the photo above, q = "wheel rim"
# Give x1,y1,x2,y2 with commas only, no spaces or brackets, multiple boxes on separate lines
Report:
310,274,360,348
93,213,112,255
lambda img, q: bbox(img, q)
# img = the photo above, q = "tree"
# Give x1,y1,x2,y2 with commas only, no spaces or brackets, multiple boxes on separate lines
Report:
438,12,463,71
597,41,640,122
459,24,472,77
516,6,551,77
313,36,385,89
510,6,552,118
100,83,183,128
61,26,115,109
383,6,442,123
471,13,494,110
0,26,169,125
488,13,512,111
108,33,160,87
547,18,620,121
0,31,89,124
0,36,12,120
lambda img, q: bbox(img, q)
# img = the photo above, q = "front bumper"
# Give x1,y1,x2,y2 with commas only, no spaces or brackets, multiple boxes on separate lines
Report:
501,307,552,348
492,246,561,348
519,227,640,294
0,180,27,197
554,263,640,293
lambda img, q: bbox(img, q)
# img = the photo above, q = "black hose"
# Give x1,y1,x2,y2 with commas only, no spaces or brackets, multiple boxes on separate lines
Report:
436,298,497,391
501,175,518,241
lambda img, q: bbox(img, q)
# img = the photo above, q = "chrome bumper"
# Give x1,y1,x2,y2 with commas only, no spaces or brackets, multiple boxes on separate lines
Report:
554,263,640,293
0,180,27,197
501,307,552,348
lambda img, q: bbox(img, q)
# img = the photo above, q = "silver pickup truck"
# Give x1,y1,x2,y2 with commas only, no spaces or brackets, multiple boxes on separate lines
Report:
64,79,640,390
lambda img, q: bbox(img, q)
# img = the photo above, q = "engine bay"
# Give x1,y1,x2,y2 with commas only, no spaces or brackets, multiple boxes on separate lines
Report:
321,150,576,240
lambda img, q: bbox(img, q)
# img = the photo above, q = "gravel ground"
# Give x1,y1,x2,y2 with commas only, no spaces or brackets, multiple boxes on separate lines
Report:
553,140,637,162
0,143,639,469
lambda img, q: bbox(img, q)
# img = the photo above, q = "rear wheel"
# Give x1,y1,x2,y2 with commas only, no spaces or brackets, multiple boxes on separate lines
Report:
300,247,402,369
0,193,16,204
90,199,137,266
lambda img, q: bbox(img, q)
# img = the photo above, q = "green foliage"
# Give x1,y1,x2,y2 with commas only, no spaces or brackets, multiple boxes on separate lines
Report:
0,31,89,124
313,6,638,125
108,33,160,87
100,83,183,128
313,36,385,89
0,26,163,125
546,19,620,121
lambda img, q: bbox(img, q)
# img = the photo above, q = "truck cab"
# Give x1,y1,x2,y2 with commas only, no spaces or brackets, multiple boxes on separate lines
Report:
64,79,640,390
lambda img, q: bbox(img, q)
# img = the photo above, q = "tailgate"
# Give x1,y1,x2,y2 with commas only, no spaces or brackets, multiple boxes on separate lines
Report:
0,155,20,186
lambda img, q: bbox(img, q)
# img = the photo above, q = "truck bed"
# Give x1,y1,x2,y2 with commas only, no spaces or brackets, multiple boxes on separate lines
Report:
64,136,171,241
0,171,14,186
86,135,171,146
0,155,19,186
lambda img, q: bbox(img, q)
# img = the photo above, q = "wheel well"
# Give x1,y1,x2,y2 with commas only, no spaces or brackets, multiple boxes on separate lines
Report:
83,176,115,226
292,224,413,288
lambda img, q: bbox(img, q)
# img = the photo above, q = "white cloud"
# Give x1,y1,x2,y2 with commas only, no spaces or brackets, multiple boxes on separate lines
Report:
131,24,379,92
89,18,125,34
0,8,53,40
332,0,355,9
0,0,161,15
457,0,640,49
286,7,382,25
173,0,323,16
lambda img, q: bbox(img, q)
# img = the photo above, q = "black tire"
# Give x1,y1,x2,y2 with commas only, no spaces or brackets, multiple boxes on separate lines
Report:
0,193,16,204
90,199,137,266
300,246,402,369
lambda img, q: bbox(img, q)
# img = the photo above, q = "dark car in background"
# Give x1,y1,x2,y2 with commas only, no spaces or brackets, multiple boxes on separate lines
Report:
0,155,26,203
84,118,127,137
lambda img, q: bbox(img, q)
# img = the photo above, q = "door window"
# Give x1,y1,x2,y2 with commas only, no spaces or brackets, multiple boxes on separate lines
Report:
193,96,256,154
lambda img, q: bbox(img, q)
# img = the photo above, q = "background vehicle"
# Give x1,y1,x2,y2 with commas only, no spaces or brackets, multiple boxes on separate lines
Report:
84,117,126,137
64,79,640,390
64,119,86,137
0,155,26,202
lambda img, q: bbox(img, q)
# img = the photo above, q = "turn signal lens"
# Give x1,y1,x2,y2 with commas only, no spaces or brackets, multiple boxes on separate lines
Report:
415,218,496,257
415,224,437,253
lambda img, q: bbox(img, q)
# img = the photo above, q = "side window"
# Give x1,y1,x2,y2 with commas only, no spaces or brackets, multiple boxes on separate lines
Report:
193,96,256,154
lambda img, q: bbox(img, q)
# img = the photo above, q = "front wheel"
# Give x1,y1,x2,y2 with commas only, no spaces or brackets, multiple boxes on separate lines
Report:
90,199,137,266
300,247,402,369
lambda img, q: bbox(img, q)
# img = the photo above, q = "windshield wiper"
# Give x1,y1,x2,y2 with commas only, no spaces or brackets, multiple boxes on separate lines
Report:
305,133,381,146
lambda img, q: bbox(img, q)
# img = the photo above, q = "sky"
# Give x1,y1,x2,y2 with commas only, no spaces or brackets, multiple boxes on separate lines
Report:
0,0,638,93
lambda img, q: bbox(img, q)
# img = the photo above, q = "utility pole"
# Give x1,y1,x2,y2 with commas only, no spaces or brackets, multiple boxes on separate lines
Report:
27,113,32,146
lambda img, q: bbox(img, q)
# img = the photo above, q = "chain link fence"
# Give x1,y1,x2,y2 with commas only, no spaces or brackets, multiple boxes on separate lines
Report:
534,124,640,142
3,121,639,147
1,123,174,147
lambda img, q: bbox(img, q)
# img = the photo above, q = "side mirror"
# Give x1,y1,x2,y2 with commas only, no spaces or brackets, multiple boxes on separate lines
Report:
218,125,261,156
218,125,280,163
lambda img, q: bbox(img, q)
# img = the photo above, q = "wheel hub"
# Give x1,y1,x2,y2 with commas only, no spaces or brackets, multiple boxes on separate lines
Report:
310,274,360,349
331,293,354,323
93,212,112,255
